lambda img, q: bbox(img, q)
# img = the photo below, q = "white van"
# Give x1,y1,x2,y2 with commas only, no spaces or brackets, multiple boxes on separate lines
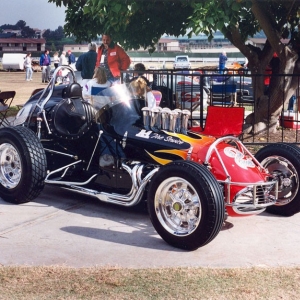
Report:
2,53,25,70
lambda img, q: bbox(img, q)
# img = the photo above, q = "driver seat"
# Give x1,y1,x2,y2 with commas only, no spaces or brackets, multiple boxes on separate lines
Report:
49,83,96,139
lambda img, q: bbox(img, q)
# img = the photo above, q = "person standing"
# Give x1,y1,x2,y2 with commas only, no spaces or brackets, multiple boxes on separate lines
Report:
40,49,51,83
219,51,228,72
67,50,76,70
59,51,68,66
24,52,33,81
95,34,131,83
76,42,97,86
53,51,59,69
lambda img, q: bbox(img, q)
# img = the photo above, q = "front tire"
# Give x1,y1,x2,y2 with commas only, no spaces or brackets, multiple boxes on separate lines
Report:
147,161,224,250
0,126,47,204
255,143,300,216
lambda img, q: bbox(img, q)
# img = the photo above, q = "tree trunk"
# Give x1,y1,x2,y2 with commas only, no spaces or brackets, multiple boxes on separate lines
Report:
244,51,300,135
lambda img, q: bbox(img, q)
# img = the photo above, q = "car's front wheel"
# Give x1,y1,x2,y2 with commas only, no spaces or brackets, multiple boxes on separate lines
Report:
0,126,47,204
147,161,224,250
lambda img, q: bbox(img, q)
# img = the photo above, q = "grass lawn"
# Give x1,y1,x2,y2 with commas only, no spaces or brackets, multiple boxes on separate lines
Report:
1,266,300,299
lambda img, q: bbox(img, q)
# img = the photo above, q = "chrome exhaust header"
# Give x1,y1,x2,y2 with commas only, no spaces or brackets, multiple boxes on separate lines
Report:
142,106,191,134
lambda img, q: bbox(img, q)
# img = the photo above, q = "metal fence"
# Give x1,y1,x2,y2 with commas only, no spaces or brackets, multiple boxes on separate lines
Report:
121,68,300,145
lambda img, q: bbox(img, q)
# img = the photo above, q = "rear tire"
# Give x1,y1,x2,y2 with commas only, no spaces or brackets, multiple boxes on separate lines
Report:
255,143,300,216
0,126,47,204
147,161,224,250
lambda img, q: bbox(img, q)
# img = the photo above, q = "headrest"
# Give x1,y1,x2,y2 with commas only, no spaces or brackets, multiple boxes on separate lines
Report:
63,83,82,99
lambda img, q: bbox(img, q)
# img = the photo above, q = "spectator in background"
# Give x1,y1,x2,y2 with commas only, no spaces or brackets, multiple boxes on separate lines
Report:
264,65,272,95
264,53,279,95
128,63,156,109
76,42,97,86
53,51,59,69
219,51,227,72
95,33,131,84
129,76,156,109
288,94,297,112
24,52,33,81
67,50,76,70
40,49,51,83
59,51,68,66
129,63,151,87
82,67,112,109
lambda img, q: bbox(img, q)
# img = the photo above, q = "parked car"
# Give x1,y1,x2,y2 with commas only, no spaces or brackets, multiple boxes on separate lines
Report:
173,55,191,69
2,66,300,251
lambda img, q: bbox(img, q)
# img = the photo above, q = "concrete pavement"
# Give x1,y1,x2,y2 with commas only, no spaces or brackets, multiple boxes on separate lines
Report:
1,185,300,268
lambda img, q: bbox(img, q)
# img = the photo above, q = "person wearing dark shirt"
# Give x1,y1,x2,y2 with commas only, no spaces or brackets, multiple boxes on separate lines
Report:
76,42,98,86
219,51,228,72
67,50,76,70
39,49,51,83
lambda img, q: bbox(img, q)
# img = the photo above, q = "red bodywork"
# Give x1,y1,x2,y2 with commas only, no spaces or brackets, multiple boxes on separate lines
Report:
169,132,273,217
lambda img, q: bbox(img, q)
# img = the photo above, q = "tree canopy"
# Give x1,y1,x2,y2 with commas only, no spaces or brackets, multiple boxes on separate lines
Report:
50,0,300,134
49,0,195,50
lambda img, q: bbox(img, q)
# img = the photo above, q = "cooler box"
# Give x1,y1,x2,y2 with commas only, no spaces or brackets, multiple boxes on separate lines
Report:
280,112,300,129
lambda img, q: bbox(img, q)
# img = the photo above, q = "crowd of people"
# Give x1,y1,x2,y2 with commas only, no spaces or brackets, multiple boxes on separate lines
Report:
23,33,157,111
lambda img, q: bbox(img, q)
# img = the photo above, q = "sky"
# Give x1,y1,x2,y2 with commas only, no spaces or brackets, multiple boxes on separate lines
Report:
0,0,66,30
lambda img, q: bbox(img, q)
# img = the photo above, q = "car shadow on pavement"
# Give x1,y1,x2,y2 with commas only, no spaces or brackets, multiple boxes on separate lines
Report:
32,185,184,252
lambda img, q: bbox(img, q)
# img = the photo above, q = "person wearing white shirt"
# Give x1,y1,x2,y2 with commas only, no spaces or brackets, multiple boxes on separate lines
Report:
83,67,112,110
59,51,68,66
24,52,33,81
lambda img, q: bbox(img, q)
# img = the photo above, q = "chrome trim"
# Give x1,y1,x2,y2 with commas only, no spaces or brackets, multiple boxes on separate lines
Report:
45,160,82,182
28,66,76,137
0,143,22,189
46,160,159,207
62,164,159,207
224,180,278,210
44,148,78,159
154,176,201,236
87,130,103,170
181,109,191,134
204,136,279,210
142,107,151,130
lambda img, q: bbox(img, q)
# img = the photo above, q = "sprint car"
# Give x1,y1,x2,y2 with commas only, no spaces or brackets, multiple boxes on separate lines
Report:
0,66,300,250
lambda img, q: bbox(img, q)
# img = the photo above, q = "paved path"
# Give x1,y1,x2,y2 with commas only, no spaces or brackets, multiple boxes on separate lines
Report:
1,185,300,268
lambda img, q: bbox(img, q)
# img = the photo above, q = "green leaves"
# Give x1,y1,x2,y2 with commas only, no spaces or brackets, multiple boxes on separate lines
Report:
49,0,300,53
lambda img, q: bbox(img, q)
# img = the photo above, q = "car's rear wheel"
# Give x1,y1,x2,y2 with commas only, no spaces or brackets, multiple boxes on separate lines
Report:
147,161,224,250
0,126,47,204
255,143,300,216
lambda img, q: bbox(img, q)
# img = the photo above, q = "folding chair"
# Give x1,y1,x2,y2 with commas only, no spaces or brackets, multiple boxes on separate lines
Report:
190,106,245,138
0,91,16,127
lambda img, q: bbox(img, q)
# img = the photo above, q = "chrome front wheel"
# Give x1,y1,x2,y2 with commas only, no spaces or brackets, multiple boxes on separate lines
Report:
0,143,22,189
148,161,224,250
155,177,201,236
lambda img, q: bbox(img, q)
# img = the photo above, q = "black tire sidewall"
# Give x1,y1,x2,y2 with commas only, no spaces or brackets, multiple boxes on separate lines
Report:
148,161,224,250
0,127,46,203
255,143,300,216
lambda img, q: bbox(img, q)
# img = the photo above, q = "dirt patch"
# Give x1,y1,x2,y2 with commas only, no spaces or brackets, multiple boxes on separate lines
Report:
0,71,47,106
